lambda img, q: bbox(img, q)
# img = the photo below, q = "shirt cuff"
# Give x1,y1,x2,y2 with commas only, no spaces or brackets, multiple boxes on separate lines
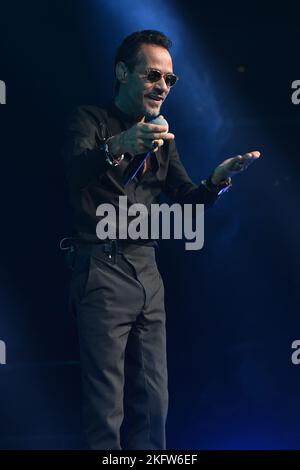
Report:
201,175,232,196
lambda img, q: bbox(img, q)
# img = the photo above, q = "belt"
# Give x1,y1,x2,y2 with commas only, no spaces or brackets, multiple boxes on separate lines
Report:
59,237,158,269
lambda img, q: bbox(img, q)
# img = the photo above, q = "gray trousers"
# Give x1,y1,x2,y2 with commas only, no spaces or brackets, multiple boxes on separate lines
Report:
70,241,168,450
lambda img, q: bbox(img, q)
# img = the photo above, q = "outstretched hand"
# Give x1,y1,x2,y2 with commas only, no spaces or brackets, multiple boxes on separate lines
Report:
211,151,261,185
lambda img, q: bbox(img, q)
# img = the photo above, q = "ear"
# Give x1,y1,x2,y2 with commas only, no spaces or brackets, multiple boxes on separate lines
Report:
115,61,128,85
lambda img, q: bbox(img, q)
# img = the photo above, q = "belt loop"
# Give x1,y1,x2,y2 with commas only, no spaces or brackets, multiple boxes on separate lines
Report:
103,240,118,264
111,240,117,264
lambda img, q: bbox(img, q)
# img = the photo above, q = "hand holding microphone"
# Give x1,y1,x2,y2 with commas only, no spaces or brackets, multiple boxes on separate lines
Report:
120,115,172,186
108,115,174,157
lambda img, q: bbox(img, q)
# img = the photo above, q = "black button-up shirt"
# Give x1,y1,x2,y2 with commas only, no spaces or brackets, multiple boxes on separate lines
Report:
62,102,218,244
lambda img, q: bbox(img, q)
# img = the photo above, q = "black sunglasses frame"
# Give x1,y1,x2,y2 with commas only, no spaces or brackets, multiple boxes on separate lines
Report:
143,68,179,88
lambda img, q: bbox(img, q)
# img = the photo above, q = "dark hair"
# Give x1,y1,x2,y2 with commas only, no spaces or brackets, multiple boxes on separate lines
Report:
114,30,172,92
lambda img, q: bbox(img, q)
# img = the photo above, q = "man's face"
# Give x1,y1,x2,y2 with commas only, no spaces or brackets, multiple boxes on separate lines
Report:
120,44,174,118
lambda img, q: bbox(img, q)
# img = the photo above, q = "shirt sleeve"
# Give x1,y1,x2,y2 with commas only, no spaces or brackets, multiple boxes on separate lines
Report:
162,139,219,207
62,105,108,191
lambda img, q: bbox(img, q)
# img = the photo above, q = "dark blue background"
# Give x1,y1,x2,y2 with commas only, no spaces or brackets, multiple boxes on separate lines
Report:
0,0,299,449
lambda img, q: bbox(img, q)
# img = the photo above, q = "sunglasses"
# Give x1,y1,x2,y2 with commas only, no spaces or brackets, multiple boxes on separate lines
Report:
143,68,179,88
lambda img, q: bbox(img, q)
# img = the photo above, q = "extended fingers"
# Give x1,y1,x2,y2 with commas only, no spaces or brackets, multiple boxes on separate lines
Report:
230,151,261,172
245,151,261,158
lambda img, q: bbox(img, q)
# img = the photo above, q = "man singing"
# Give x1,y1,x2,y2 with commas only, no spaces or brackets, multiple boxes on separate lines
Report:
63,29,260,450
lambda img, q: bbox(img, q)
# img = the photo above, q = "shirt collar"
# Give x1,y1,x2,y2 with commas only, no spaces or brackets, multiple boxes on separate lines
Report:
108,100,139,127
